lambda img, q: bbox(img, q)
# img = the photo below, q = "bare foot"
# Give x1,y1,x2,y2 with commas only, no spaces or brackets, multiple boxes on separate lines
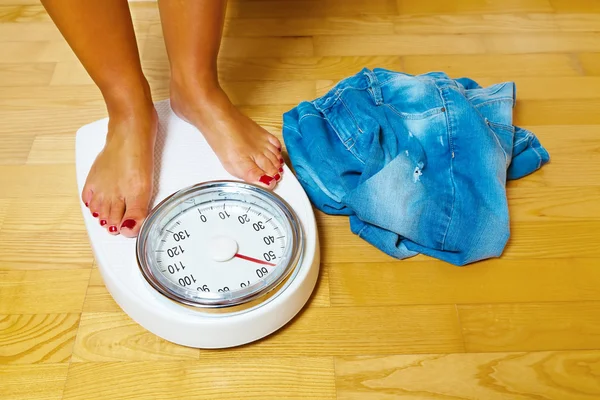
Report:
81,105,158,237
170,82,283,189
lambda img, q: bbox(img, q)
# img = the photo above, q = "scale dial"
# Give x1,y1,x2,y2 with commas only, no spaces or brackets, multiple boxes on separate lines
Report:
136,181,303,309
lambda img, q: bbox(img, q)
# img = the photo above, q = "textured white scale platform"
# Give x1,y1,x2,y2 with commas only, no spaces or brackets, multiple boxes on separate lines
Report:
75,100,320,348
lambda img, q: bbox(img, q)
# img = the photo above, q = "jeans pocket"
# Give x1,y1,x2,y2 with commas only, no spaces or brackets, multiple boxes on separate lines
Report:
484,119,514,168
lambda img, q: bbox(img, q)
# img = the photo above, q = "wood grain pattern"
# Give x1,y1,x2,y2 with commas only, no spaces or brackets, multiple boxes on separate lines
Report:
62,358,336,400
550,0,600,13
226,0,397,19
222,16,395,37
0,165,81,198
335,350,600,399
393,13,558,34
0,198,9,228
0,314,79,364
579,53,600,75
403,54,581,77
0,5,51,23
0,63,54,86
0,364,69,400
329,259,600,307
396,0,554,15
72,312,199,362
81,269,123,314
0,270,90,313
73,305,463,359
483,33,600,53
2,1,600,399
314,34,486,56
26,134,75,164
458,302,600,352
0,198,93,270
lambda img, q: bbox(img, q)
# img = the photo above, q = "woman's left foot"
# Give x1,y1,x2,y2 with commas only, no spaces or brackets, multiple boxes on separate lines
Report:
170,81,284,189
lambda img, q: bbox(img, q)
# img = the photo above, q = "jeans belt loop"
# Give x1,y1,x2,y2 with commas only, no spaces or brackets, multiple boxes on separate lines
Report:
364,69,383,106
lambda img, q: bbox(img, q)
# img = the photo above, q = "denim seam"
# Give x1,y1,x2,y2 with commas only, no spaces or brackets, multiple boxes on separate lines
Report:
340,97,364,134
512,132,532,148
471,104,510,166
284,126,301,134
531,145,543,170
378,75,435,87
316,85,368,112
466,82,510,102
384,104,444,120
355,223,368,238
473,97,514,109
298,112,326,123
325,116,365,165
438,87,456,251
484,119,510,167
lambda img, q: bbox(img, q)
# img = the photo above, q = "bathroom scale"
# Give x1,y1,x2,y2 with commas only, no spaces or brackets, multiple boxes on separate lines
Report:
75,100,320,348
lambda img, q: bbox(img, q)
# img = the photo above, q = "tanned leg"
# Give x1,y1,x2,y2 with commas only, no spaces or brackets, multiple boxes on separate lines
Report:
157,0,283,189
41,0,157,237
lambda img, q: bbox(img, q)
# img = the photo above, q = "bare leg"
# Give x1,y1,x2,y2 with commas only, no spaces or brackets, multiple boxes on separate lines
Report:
41,0,157,237
157,0,283,189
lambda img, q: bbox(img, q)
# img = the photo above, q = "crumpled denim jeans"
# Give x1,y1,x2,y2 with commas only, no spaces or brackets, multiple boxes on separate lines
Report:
282,68,550,266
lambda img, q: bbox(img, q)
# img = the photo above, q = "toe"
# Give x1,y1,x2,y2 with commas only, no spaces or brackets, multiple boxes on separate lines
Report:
97,199,111,228
119,194,150,238
239,161,276,189
88,195,103,219
262,149,282,173
81,187,93,208
255,154,280,178
107,198,126,235
267,135,282,151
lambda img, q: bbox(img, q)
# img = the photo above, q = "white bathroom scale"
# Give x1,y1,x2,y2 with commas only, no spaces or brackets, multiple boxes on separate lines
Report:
75,100,320,349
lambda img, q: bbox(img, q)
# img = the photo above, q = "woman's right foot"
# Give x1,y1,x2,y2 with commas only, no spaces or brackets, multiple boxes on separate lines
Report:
81,104,158,237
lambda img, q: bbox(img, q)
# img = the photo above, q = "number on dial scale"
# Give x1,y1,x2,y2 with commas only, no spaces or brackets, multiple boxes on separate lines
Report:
178,274,196,287
173,230,190,242
167,261,185,274
167,245,184,258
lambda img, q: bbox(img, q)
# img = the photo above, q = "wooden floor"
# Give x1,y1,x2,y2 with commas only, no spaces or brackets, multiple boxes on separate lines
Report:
1,0,600,399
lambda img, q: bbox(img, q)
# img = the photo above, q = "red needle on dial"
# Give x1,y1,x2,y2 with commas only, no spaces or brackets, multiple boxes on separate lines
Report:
234,253,276,267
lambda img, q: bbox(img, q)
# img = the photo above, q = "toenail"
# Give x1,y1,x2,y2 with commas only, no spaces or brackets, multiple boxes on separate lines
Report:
121,219,136,230
274,174,281,181
92,212,99,218
109,225,117,233
85,202,89,207
279,167,283,173
259,175,274,185
279,158,284,164
100,220,107,226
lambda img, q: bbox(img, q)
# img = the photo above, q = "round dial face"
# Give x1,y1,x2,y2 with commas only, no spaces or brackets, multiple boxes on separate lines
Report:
136,181,303,308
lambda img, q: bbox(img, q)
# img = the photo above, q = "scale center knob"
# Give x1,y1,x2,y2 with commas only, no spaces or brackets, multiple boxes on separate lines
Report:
210,235,238,262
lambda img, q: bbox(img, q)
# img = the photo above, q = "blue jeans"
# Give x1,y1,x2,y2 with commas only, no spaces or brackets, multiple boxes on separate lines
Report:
282,68,550,266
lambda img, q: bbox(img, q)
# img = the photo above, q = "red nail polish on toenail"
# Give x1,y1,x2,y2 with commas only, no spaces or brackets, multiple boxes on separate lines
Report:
92,212,99,218
109,225,117,233
100,220,107,226
85,202,89,207
259,175,274,185
279,167,283,173
279,158,284,164
274,174,281,181
121,219,136,230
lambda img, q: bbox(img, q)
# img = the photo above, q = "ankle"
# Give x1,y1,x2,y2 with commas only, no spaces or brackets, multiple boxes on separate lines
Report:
101,78,154,119
171,70,223,100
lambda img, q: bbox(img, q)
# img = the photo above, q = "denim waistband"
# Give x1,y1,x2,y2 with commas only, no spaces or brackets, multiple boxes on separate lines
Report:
312,68,516,112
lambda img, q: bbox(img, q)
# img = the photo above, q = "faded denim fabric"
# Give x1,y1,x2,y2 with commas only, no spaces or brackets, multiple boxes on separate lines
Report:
282,68,550,266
